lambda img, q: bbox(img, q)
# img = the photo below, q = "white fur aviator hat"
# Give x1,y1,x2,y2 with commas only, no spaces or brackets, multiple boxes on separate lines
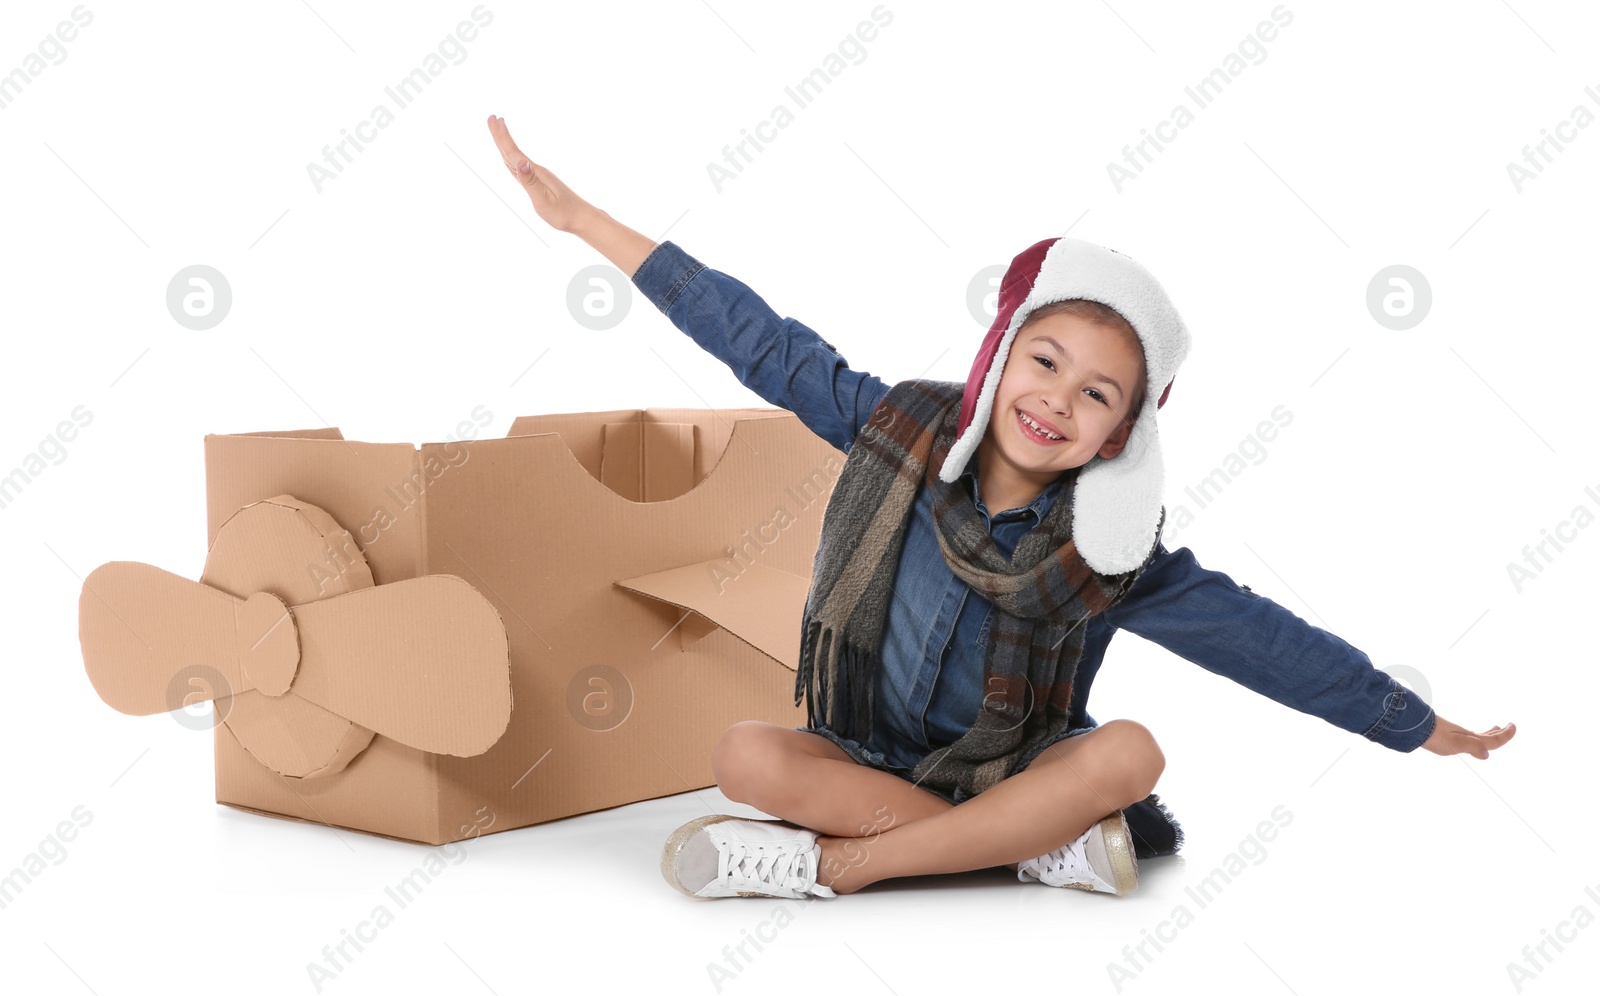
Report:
940,236,1191,576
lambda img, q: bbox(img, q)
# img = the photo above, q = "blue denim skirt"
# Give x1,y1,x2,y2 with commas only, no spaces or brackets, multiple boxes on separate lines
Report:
795,722,1184,859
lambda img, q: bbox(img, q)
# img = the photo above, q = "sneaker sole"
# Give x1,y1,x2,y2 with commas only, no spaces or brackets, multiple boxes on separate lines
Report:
661,814,756,898
1060,810,1139,896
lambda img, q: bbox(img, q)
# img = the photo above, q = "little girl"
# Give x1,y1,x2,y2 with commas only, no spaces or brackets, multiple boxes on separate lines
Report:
487,115,1517,901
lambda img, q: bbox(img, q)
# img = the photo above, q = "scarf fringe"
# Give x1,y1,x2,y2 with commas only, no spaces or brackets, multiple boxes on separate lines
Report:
1127,790,1185,859
1150,791,1185,854
795,617,877,743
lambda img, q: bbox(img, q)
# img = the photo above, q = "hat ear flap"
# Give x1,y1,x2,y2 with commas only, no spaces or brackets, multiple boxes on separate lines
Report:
943,321,1023,484
1071,390,1166,575
949,238,1059,479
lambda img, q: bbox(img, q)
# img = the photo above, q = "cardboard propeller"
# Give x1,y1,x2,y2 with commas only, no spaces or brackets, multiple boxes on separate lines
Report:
79,495,512,779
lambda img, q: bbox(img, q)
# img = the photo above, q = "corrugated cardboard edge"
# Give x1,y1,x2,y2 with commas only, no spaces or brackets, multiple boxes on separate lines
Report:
614,561,810,671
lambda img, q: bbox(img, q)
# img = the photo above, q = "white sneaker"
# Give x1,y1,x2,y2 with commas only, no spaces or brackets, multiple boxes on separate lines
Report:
1016,810,1139,895
661,815,838,899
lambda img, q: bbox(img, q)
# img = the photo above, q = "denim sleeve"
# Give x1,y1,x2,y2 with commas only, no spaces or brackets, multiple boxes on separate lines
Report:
1103,542,1438,752
629,240,891,454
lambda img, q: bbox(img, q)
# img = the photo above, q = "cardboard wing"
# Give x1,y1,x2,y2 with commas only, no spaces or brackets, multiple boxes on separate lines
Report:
79,495,513,779
613,560,810,667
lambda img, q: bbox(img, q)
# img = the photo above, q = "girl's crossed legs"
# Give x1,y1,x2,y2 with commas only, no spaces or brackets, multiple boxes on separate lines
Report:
709,718,1164,895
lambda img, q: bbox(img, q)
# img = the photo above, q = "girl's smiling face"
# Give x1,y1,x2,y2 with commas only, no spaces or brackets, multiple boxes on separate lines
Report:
975,310,1146,507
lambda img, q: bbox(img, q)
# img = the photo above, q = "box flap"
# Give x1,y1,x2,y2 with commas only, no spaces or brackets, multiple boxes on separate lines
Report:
505,407,794,503
599,421,697,503
228,427,346,440
614,561,811,671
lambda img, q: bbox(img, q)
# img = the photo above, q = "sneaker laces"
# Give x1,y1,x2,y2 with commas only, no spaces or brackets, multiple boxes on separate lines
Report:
1019,832,1109,891
716,835,837,899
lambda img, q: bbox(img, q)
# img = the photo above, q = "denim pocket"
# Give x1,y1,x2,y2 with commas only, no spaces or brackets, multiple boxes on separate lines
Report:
974,606,992,648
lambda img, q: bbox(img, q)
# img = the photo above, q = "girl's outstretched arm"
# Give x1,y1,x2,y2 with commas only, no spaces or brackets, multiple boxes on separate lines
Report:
1097,543,1520,762
485,114,886,453
486,114,655,276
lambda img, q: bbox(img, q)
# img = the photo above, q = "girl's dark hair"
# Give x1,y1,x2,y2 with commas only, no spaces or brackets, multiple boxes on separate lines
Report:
1019,299,1148,428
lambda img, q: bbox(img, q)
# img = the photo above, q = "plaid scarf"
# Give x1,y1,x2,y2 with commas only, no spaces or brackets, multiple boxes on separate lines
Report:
794,378,1163,799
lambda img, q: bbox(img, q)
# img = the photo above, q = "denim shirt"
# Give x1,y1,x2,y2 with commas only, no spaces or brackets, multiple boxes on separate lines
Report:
630,240,1438,757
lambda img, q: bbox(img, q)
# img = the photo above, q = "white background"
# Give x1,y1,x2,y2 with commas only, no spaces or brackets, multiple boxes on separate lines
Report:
2,1,1595,993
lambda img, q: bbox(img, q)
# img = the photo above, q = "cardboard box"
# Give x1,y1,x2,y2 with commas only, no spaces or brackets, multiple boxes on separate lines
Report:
78,407,844,844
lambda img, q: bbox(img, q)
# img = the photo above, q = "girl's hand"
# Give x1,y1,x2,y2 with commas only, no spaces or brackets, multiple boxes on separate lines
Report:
486,114,594,234
1420,716,1515,759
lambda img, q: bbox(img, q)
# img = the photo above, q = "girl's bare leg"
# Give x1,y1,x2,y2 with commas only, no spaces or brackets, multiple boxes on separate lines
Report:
804,719,1165,894
710,719,1160,884
710,720,956,839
